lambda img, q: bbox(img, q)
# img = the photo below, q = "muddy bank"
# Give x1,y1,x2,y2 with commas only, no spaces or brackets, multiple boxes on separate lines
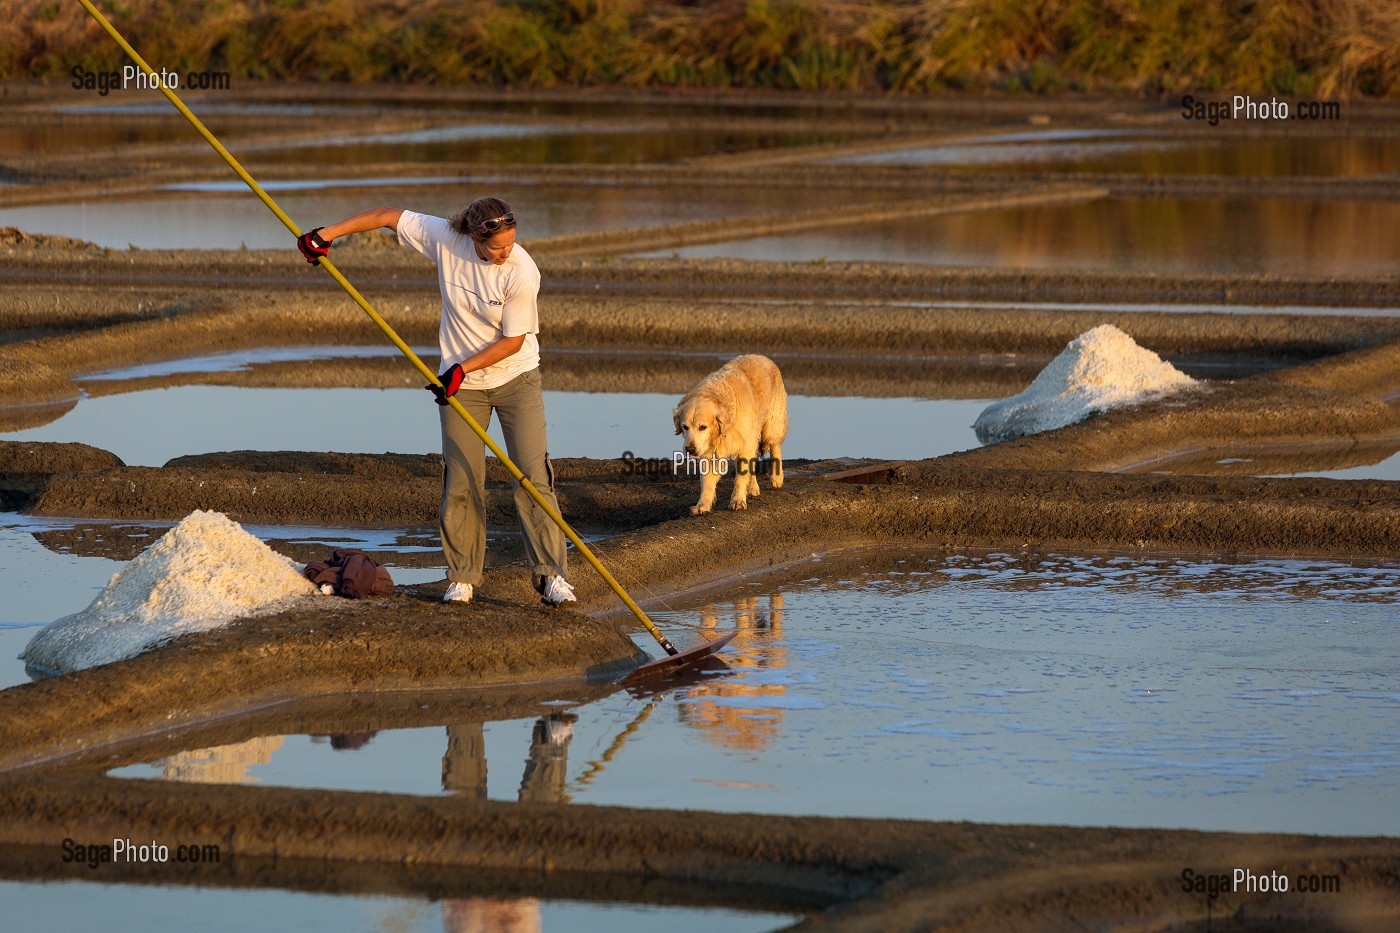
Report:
14,450,845,537
6,334,1398,574
9,232,1400,309
1122,438,1400,478
26,681,629,779
0,591,641,773
0,376,76,432
20,519,452,567
0,440,122,508
7,133,1400,205
71,349,1054,402
531,183,1109,258
0,843,827,918
943,339,1400,473
25,287,1398,371
2,464,1395,931
533,294,1400,360
5,81,1399,932
3,266,1397,389
14,449,1399,585
2,772,1398,932
8,264,1393,443
0,358,75,412
537,257,1400,308
22,463,692,531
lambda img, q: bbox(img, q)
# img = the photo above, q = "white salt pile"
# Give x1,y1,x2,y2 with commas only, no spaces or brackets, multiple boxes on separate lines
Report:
21,510,317,675
974,324,1197,444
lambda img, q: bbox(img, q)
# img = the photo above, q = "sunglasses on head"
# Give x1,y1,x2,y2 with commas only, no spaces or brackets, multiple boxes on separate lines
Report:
476,212,515,234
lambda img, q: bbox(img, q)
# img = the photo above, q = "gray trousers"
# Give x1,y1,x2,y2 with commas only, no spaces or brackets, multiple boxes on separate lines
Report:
439,367,567,586
441,719,572,804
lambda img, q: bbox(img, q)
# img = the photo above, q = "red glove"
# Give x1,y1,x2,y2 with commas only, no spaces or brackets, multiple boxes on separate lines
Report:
297,227,330,264
426,363,464,405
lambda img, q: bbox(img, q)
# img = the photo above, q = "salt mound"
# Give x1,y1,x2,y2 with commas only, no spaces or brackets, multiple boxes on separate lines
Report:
22,510,317,675
974,324,1196,444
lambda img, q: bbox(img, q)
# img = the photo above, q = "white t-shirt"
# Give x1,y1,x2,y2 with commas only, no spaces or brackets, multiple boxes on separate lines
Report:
396,210,542,390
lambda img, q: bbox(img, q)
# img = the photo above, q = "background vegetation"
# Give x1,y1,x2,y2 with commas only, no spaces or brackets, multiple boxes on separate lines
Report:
7,0,1398,98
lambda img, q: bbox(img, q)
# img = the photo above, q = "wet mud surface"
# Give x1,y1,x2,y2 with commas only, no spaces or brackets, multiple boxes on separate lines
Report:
2,771,1398,931
3,84,1399,930
8,448,1398,562
0,591,643,773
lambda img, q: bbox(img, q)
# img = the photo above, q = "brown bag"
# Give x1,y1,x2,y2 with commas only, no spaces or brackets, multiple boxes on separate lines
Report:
303,548,394,599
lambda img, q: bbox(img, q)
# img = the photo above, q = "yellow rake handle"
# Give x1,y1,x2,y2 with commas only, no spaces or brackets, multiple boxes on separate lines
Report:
77,0,678,656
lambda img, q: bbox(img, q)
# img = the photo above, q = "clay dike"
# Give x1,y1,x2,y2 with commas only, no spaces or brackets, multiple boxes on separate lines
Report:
1,237,1399,930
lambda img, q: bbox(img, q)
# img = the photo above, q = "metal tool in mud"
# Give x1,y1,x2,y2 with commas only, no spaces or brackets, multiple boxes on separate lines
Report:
77,0,736,684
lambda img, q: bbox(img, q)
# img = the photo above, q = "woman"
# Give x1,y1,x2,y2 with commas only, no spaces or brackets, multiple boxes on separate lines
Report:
297,197,574,606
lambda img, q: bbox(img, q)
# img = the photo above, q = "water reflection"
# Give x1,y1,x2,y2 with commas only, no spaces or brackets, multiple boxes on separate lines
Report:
73,343,1052,402
0,181,865,250
13,515,448,570
0,398,78,433
1121,439,1400,481
158,736,283,784
871,550,1400,604
444,714,577,805
679,596,787,752
833,131,1400,177
0,120,254,157
99,549,1399,834
442,897,541,933
1,385,987,465
646,196,1400,277
256,125,851,165
0,876,788,933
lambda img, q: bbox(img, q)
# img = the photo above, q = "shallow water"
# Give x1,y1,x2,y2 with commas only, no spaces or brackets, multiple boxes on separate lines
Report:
0,515,454,690
249,123,852,165
1282,455,1400,481
0,523,122,687
0,181,877,250
859,298,1400,319
80,345,426,381
55,94,899,122
0,121,250,157
831,129,1400,177
4,358,1394,477
1131,447,1400,482
640,196,1400,277
0,878,793,933
101,550,1400,836
0,385,988,466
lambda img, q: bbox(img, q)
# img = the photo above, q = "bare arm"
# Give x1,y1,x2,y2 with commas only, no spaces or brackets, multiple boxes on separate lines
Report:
318,207,404,242
455,334,527,376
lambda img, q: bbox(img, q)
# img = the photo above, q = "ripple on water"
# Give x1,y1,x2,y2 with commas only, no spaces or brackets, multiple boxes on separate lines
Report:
75,548,1399,837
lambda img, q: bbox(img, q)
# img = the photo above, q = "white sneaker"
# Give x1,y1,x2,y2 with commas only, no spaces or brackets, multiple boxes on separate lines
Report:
543,716,575,744
443,582,473,603
539,576,576,607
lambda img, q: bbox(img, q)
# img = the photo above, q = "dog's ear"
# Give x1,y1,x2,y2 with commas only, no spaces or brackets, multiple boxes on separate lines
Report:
672,406,683,436
714,409,725,436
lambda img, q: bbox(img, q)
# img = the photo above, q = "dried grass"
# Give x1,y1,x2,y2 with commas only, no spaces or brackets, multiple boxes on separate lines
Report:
4,0,1395,97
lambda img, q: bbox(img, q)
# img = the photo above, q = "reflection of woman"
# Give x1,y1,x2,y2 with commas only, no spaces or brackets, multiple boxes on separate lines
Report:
298,198,574,607
436,715,571,931
442,897,540,933
441,714,577,804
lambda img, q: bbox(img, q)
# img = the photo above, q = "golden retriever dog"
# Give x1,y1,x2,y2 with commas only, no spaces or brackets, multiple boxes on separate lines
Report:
673,354,787,515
